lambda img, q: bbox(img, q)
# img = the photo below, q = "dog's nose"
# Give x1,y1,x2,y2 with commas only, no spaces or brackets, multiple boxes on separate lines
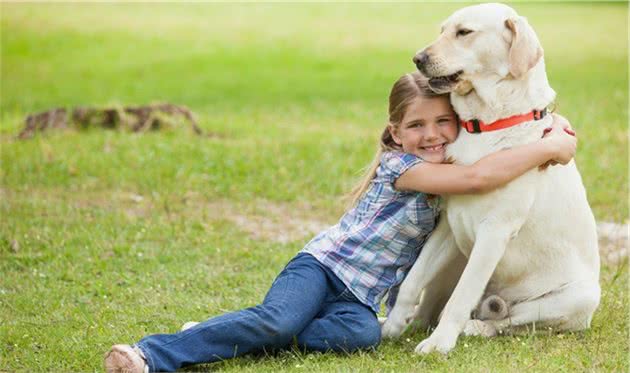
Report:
413,52,430,70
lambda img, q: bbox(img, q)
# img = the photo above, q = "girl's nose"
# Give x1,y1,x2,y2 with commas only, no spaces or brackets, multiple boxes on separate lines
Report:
424,125,439,140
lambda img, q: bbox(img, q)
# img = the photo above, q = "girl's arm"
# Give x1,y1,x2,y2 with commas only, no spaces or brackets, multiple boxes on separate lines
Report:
395,121,577,195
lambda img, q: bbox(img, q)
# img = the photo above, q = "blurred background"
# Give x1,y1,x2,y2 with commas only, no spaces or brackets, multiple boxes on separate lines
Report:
1,3,627,220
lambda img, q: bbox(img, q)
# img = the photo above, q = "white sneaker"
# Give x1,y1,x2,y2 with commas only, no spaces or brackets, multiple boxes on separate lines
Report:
181,321,200,331
104,344,148,373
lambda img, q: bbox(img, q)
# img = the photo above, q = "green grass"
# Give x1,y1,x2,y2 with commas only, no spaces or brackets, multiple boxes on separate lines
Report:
1,2,628,372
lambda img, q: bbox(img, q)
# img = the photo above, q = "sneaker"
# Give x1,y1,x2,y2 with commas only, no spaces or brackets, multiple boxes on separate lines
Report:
181,321,200,331
104,344,147,373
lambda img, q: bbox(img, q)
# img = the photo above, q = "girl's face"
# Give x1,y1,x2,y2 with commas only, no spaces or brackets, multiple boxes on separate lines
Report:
390,96,458,163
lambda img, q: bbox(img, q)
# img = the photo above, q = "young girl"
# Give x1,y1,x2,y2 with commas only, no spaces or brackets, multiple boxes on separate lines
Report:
105,72,577,373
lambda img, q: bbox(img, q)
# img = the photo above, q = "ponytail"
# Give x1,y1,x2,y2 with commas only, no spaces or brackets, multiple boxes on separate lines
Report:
346,127,399,208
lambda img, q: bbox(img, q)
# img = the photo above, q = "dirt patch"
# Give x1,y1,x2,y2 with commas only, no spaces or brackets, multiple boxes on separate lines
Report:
597,222,628,266
209,199,332,245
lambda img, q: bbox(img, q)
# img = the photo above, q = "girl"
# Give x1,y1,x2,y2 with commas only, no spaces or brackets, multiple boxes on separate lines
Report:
105,72,576,372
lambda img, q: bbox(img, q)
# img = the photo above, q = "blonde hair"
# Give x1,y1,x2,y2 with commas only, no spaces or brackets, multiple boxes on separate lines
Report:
347,72,449,207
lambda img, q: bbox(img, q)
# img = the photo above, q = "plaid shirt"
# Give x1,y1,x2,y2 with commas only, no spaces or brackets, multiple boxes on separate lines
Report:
302,151,440,313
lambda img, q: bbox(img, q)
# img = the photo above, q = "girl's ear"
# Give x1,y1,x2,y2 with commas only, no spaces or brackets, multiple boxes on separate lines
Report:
388,124,402,145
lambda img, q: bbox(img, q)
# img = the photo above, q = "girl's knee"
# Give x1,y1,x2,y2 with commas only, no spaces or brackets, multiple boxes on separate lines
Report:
351,311,382,348
253,304,305,346
298,321,381,352
354,322,381,350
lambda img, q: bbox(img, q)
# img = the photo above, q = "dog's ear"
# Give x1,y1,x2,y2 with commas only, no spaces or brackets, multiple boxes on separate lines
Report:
505,16,543,79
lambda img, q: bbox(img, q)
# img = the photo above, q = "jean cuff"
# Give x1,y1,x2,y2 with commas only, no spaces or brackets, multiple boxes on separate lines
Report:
134,343,153,373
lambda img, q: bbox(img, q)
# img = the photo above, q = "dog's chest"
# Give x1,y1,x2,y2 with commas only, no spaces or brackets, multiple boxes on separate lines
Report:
443,118,552,252
444,165,542,254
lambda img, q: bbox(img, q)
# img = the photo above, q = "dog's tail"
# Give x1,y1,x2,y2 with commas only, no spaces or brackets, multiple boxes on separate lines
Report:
477,294,509,320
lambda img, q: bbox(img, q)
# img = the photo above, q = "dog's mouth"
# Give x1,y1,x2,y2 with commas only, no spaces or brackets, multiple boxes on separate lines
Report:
427,71,463,93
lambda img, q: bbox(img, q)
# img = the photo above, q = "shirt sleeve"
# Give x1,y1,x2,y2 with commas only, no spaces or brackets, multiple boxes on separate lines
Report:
378,151,424,184
384,284,400,316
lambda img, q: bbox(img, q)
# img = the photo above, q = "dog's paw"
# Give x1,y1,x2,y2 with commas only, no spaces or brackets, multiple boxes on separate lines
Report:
414,335,456,355
380,317,407,339
381,304,417,339
463,319,497,337
414,323,459,355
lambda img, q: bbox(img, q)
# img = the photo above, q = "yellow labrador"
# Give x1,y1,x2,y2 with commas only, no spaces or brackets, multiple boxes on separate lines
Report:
381,3,600,354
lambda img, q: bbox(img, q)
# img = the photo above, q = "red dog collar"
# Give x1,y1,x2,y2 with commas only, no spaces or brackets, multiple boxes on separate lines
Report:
460,108,548,133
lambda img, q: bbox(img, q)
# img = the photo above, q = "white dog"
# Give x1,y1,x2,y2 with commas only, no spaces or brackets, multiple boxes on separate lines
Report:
381,3,600,354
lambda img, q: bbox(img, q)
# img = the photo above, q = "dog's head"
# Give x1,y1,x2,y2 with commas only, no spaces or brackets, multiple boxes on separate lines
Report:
414,3,543,95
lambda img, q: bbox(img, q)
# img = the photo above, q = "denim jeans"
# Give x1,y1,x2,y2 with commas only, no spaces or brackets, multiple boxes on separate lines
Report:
136,253,381,372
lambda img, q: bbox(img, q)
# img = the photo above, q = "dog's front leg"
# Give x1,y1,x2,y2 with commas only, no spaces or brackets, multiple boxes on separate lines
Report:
414,223,515,355
381,217,459,338
409,252,466,332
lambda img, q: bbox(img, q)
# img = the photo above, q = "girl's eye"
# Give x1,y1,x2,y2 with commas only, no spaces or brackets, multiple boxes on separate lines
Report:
456,29,473,37
438,118,453,125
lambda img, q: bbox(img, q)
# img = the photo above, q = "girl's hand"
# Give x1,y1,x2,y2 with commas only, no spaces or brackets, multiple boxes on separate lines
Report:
550,113,574,132
539,123,577,170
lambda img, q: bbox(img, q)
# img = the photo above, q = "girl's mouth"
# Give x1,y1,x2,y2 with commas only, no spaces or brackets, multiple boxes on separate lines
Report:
422,144,445,152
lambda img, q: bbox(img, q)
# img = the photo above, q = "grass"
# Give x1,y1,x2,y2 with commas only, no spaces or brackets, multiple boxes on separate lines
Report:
1,2,628,372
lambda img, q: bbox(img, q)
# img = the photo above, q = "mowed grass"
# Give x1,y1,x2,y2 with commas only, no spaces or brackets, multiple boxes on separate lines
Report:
1,3,627,372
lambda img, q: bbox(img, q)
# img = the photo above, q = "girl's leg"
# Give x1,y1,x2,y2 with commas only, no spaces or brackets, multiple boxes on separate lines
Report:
296,300,381,353
133,253,330,372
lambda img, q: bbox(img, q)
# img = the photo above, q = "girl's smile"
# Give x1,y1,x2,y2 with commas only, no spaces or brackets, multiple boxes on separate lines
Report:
389,96,458,163
422,143,446,152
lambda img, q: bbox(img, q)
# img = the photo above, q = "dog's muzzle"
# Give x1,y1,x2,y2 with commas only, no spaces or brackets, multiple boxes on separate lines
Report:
413,52,431,74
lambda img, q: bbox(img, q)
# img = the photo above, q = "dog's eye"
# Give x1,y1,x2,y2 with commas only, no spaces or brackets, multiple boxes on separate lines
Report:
456,29,473,37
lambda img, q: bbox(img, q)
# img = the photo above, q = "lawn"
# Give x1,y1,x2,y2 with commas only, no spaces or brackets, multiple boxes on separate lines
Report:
1,2,628,372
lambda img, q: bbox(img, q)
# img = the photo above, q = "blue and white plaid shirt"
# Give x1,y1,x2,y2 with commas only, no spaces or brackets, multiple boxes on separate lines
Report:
302,151,440,314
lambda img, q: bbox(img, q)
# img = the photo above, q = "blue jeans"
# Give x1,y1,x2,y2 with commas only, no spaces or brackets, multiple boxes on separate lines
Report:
136,253,381,372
